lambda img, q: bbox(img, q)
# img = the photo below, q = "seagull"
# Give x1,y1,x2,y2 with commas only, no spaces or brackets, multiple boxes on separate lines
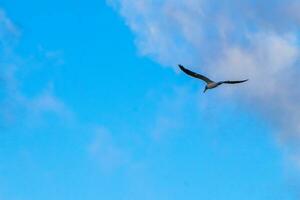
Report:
178,64,248,93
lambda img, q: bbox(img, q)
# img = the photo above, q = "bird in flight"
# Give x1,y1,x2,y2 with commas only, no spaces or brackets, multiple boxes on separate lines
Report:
178,64,248,93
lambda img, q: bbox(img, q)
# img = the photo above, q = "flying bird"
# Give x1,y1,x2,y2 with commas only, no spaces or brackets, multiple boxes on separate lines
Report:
178,64,248,93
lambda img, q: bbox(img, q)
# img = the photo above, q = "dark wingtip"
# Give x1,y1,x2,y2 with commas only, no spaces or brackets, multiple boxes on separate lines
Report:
178,64,184,70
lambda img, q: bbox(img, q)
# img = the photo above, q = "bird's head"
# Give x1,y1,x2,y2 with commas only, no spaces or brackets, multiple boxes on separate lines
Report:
203,86,208,93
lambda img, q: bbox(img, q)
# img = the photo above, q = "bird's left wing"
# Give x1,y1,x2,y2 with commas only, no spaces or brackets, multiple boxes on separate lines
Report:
178,64,213,83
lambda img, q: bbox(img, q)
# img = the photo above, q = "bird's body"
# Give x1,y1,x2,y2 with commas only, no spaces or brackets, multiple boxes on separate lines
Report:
206,82,219,89
178,64,248,93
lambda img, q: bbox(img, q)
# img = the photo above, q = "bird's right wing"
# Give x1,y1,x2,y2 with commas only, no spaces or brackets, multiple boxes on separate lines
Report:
178,65,213,83
222,79,248,84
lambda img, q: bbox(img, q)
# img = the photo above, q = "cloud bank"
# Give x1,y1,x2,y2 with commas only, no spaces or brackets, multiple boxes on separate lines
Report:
109,0,300,155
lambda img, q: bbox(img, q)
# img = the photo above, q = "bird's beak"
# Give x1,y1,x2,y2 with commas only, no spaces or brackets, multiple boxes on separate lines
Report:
203,88,207,93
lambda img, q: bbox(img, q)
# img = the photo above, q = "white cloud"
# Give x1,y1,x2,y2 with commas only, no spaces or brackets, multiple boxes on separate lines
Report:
211,32,300,140
109,0,300,167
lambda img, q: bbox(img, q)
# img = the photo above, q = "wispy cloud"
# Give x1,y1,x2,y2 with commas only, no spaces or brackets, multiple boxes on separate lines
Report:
147,86,195,141
88,126,130,172
109,0,300,165
37,45,65,66
0,8,70,128
0,8,20,40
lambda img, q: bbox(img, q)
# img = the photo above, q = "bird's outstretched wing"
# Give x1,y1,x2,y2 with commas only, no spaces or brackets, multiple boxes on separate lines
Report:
178,64,213,83
220,79,248,84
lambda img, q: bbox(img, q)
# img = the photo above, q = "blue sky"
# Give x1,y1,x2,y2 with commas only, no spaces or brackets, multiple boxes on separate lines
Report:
0,0,299,199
